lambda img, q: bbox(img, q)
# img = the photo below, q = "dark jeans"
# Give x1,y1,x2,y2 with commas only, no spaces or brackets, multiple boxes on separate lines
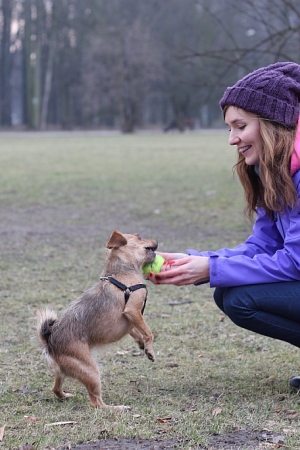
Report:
214,282,300,348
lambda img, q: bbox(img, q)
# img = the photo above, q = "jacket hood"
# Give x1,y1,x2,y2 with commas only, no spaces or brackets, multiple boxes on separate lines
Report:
291,116,300,175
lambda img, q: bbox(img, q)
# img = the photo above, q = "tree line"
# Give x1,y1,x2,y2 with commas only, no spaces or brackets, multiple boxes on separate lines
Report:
1,0,300,132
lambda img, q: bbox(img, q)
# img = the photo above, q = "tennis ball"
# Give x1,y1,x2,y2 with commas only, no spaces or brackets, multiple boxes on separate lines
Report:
142,255,165,276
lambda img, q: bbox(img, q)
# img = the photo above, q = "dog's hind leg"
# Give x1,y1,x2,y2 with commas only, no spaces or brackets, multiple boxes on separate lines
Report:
52,371,73,400
60,351,129,410
123,308,155,362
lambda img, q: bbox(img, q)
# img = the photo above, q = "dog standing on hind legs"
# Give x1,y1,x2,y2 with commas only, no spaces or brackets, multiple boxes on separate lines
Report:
36,230,158,410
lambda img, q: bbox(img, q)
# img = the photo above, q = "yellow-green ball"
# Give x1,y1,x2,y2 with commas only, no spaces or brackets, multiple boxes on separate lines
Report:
142,255,165,276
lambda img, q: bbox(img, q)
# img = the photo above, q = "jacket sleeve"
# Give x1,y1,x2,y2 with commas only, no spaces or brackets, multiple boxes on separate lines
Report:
187,176,300,287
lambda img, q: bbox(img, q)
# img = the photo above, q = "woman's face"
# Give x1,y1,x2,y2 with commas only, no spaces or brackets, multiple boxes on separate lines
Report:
224,106,263,166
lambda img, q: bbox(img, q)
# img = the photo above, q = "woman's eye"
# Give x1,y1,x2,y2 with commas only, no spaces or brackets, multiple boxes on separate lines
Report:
227,125,246,132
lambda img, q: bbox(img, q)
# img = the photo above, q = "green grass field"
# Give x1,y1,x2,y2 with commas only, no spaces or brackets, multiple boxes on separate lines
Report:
1,131,300,449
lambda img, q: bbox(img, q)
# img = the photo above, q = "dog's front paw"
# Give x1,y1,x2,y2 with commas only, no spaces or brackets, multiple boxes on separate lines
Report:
145,349,155,362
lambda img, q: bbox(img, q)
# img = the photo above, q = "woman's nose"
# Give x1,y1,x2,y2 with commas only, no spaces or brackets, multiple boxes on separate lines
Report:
228,131,239,146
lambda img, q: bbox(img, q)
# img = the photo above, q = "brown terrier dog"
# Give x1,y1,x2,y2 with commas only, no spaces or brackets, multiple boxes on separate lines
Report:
36,230,158,410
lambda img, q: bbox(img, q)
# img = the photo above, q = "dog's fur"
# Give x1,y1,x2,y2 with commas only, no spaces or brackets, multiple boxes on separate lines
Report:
36,230,158,409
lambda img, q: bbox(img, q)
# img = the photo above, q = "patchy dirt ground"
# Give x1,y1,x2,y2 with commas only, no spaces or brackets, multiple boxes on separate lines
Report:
7,208,284,450
1,139,286,450
55,429,285,449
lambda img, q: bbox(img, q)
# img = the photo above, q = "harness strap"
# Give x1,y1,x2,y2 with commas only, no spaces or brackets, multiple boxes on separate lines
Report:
100,276,148,314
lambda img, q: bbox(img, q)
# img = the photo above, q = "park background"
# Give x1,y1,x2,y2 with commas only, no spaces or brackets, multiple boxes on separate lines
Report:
1,1,300,449
0,0,300,133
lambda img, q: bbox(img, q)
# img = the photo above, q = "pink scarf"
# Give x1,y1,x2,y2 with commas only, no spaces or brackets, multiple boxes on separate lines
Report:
291,116,300,176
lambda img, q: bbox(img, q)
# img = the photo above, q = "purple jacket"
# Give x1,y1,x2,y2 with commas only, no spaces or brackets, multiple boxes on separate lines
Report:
188,119,300,288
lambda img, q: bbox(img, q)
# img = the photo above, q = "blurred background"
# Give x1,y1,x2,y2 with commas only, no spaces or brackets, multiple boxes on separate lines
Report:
1,0,300,132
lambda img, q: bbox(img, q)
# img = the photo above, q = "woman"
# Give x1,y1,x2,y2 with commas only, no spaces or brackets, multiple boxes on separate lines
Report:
149,62,300,388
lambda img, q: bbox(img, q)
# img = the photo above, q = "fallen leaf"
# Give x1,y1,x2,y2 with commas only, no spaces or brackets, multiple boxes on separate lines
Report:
233,425,246,431
25,416,40,424
261,375,276,384
212,407,222,417
165,362,178,368
132,414,141,418
20,386,37,395
283,427,297,433
98,429,108,435
157,417,172,423
181,406,197,412
285,410,299,419
0,425,6,441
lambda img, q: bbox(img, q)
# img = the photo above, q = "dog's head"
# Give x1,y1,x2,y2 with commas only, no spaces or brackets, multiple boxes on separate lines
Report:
106,230,158,269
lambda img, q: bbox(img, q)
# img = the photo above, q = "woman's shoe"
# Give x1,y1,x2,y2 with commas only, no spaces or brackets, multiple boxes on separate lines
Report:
290,376,300,389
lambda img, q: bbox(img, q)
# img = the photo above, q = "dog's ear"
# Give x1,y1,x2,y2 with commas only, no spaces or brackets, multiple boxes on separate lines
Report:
106,230,127,249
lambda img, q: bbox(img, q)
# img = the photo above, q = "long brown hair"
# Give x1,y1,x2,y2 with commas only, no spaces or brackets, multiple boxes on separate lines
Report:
234,117,298,220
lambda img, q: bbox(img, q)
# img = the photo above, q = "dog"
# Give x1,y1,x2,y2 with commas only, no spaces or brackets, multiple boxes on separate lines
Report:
36,230,158,410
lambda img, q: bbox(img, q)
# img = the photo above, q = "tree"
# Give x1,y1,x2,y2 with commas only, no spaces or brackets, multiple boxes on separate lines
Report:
40,1,57,130
80,0,164,132
0,0,13,126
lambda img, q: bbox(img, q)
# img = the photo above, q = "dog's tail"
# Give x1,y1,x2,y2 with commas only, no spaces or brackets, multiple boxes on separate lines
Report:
36,308,57,348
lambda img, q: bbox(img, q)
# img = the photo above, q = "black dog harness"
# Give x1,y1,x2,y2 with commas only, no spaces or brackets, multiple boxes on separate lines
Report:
100,276,148,314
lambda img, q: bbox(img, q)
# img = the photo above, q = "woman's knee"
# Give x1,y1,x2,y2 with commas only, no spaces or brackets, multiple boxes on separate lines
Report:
221,286,255,326
213,287,227,313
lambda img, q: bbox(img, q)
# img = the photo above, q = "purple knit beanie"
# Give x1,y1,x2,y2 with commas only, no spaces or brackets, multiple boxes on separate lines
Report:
219,62,300,128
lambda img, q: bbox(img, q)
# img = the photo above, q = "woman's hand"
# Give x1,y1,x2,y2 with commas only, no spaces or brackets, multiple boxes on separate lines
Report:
149,253,210,286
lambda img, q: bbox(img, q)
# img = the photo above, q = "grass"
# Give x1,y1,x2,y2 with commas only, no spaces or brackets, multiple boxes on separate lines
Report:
1,130,300,449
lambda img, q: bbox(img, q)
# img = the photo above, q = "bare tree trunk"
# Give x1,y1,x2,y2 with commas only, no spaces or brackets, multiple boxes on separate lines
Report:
23,0,42,129
40,5,57,130
0,0,12,126
24,0,33,127
120,95,136,133
31,0,42,129
119,52,137,133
